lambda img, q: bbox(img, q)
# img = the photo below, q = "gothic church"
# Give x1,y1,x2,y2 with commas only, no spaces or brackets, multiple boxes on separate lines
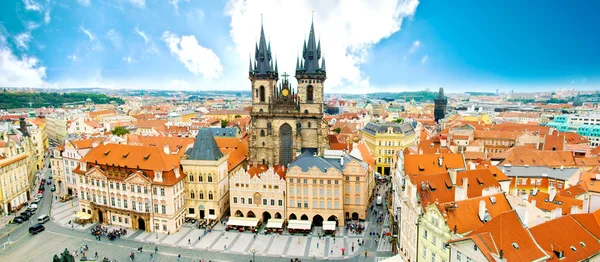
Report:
248,20,329,167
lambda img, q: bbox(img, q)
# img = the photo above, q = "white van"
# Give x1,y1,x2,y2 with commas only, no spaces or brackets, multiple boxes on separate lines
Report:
376,195,383,205
37,215,50,224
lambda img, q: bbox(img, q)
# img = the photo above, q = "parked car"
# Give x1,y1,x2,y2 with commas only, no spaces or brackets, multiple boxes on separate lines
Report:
46,180,51,185
10,217,24,224
29,224,45,235
37,215,50,224
51,185,56,192
28,203,39,211
49,175,53,180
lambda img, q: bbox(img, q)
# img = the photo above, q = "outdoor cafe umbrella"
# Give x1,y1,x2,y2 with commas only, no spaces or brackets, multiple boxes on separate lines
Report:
341,247,346,255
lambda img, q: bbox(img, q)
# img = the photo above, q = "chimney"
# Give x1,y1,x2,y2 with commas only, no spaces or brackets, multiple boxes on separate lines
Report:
532,187,538,196
438,157,443,167
478,200,486,221
340,156,344,166
549,186,557,202
92,141,99,148
163,144,170,154
531,199,537,207
18,116,30,137
469,162,476,170
449,169,457,185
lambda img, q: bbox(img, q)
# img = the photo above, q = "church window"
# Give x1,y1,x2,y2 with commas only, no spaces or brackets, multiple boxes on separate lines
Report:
259,86,266,102
199,191,204,199
304,110,309,114
308,122,311,128
208,191,214,200
208,175,213,182
199,175,203,182
255,88,258,98
262,142,265,146
260,130,265,137
307,85,314,101
190,191,195,199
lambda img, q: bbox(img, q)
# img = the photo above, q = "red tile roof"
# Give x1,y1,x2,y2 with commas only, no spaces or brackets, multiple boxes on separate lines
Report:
531,215,600,261
438,193,512,235
404,153,465,175
528,191,583,215
456,169,502,198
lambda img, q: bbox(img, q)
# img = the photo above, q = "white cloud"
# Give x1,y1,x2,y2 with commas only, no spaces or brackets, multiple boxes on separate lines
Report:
162,31,223,79
420,54,428,64
44,10,51,24
80,25,102,51
14,33,32,50
409,40,420,54
26,21,40,31
0,42,46,87
122,56,135,63
226,0,419,91
23,0,42,11
169,0,190,15
68,54,78,61
105,29,123,50
76,0,91,6
126,0,145,8
134,27,149,43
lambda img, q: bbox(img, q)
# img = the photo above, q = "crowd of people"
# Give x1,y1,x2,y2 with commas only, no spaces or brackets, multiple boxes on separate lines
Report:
90,225,127,241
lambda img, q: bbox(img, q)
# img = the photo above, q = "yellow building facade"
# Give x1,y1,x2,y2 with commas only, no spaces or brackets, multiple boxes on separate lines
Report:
360,122,417,176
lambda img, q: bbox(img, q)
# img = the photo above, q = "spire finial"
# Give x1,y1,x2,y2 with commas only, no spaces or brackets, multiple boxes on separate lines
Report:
312,10,314,23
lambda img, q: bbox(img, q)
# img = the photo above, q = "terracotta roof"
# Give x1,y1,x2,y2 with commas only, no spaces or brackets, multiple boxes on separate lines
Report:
528,191,583,215
498,146,575,167
247,164,286,180
571,209,600,240
456,169,502,198
463,151,486,160
439,193,511,235
561,132,590,144
28,117,46,127
89,109,116,118
136,119,168,129
590,146,600,157
574,156,600,166
404,153,465,175
408,172,455,209
70,138,105,149
579,172,600,193
485,165,511,181
530,215,600,261
543,132,565,151
75,143,184,186
215,137,248,171
127,135,194,157
452,135,471,140
84,119,104,129
474,130,520,140
466,210,549,262
356,141,375,167
558,182,588,198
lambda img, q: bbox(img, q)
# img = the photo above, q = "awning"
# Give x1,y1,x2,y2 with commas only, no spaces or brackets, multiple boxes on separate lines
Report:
186,214,196,218
265,218,285,229
75,211,92,220
288,220,312,230
323,221,336,231
227,217,259,227
207,214,217,220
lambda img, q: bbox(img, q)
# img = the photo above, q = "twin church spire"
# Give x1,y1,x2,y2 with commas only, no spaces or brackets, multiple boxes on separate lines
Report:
249,15,326,78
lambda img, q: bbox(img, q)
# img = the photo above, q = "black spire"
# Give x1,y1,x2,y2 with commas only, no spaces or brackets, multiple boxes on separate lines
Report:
18,116,30,137
297,14,325,76
250,16,277,77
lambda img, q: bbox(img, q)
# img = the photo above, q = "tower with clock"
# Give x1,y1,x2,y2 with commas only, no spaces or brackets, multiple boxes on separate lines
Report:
248,18,329,167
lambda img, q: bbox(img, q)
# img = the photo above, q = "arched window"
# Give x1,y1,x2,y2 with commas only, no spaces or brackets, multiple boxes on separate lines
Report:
189,175,194,182
199,174,203,182
308,122,312,128
260,130,265,137
255,88,258,98
199,191,204,199
307,85,314,102
208,175,213,183
208,191,214,200
304,110,309,114
190,190,195,199
259,86,265,102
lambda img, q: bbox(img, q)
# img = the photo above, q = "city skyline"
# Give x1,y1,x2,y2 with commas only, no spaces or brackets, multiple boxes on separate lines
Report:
0,0,599,93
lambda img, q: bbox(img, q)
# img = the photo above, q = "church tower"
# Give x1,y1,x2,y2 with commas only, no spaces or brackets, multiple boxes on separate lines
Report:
248,17,329,167
434,87,447,123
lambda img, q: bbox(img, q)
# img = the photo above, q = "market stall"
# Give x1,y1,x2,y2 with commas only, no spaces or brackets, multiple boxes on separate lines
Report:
264,218,285,234
287,220,312,234
323,221,336,235
226,217,260,232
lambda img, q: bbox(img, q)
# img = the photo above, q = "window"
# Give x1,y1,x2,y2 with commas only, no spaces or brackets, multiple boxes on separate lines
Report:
199,175,203,182
117,198,121,208
431,253,436,262
124,200,128,209
161,188,165,196
355,197,360,205
304,201,308,208
241,198,245,204
154,204,158,213
199,191,204,199
334,189,339,196
208,175,213,182
189,175,194,182
355,185,360,192
109,182,113,189
162,205,166,214
248,198,253,205
424,230,428,239
304,188,309,195
130,185,135,192
432,235,437,246
132,201,137,211
110,197,115,206
320,189,324,196
278,200,283,206
290,200,294,207
297,202,302,208
306,85,314,101
259,86,265,102
423,247,427,258
208,191,213,200
346,197,350,204
137,186,141,193
457,251,462,261
335,202,340,209
138,202,142,211
271,199,275,206
233,197,238,204
144,187,148,194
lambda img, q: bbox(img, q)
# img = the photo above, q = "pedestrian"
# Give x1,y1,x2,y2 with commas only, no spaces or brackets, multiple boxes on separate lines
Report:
178,254,181,261
224,245,227,251
316,242,319,248
330,249,333,255
95,252,98,258
155,246,158,254
352,246,354,252
188,239,191,244
364,250,368,257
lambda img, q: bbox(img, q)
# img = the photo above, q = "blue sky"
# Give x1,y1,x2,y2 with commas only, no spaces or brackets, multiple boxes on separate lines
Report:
0,0,598,93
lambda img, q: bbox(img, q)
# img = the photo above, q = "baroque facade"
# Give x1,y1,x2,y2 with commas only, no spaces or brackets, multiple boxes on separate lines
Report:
248,21,329,167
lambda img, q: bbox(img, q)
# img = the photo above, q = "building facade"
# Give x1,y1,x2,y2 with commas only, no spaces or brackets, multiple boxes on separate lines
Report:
229,165,286,222
248,21,329,167
434,88,447,123
74,144,187,233
181,129,230,221
0,145,29,215
360,122,417,176
50,145,66,195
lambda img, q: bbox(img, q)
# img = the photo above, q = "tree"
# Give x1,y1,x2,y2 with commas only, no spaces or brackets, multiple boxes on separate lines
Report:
221,119,230,128
334,127,342,134
234,114,242,118
394,118,404,123
111,126,130,136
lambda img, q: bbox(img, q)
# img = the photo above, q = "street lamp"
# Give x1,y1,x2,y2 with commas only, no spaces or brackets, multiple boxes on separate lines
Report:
250,248,258,262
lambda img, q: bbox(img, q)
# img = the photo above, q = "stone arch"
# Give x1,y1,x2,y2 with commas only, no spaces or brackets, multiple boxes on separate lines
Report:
274,212,282,219
313,214,324,226
352,212,360,220
235,210,244,217
247,211,256,218
208,175,213,182
301,214,309,220
260,130,265,137
289,213,297,220
262,211,271,222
